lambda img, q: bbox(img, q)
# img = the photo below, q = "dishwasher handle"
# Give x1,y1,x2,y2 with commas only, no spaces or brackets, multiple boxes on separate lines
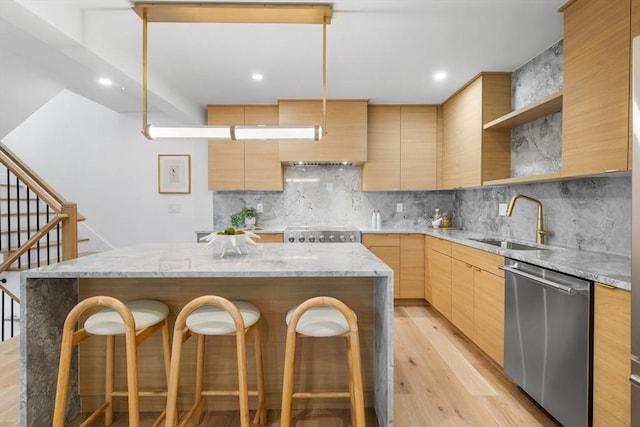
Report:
499,264,576,295
631,374,640,388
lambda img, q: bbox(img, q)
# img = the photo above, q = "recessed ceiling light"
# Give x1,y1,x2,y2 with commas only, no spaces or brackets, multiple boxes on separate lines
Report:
434,71,447,81
252,73,263,81
98,77,113,86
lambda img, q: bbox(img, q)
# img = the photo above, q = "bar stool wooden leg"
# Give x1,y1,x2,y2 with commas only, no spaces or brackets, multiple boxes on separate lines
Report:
253,326,267,427
280,296,366,427
105,335,115,425
194,334,206,424
165,296,266,427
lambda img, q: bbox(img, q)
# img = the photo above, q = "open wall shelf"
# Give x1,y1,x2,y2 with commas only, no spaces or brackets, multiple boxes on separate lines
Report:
483,91,562,130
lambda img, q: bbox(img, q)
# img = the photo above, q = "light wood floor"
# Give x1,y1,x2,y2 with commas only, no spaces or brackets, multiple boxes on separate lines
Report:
0,304,558,426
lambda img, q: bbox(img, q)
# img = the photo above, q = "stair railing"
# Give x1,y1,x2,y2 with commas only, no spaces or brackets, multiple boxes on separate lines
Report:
0,142,80,341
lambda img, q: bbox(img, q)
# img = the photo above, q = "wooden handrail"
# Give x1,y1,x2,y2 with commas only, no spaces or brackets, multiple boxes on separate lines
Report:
0,143,65,210
0,283,19,302
0,215,67,273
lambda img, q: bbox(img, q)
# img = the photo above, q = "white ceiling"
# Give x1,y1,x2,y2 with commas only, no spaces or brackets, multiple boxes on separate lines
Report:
0,0,565,125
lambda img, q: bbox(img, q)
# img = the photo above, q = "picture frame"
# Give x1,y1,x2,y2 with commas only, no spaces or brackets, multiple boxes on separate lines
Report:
158,154,191,194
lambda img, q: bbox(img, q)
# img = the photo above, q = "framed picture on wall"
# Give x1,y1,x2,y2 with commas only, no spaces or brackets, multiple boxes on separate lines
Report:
158,154,191,194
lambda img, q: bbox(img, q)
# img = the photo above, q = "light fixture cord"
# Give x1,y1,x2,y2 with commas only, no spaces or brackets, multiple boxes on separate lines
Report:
322,15,327,136
142,9,148,134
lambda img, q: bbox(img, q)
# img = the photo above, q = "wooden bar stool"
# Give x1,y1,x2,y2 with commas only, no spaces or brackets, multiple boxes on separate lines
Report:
165,295,267,427
280,296,366,427
52,296,171,427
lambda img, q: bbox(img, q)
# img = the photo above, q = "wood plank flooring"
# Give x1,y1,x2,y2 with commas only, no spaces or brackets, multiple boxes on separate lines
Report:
0,304,558,426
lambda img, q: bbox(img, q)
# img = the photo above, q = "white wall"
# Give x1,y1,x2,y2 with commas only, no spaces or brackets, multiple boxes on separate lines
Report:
3,90,212,247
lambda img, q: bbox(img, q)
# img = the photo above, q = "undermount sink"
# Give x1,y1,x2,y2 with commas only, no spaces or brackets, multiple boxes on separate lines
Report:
468,238,546,251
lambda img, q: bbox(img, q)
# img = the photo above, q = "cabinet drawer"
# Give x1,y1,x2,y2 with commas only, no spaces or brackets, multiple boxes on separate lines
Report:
451,242,504,277
362,234,400,247
428,236,451,255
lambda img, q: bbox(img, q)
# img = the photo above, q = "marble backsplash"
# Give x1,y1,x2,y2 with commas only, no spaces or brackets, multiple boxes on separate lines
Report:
511,39,563,177
213,167,631,257
213,166,455,231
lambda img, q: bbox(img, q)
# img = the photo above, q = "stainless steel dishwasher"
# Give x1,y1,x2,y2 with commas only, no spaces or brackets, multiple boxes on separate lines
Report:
501,258,592,427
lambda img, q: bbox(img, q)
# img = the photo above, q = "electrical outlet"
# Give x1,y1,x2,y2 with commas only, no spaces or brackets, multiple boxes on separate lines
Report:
396,203,403,213
168,204,181,213
256,203,263,213
498,203,507,216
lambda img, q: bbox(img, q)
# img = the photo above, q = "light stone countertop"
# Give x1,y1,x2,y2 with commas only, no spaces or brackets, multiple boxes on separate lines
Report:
23,242,393,279
360,226,631,291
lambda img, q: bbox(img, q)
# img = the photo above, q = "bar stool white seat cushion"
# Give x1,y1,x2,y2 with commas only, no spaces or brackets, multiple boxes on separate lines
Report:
286,306,356,338
84,299,169,335
186,301,260,335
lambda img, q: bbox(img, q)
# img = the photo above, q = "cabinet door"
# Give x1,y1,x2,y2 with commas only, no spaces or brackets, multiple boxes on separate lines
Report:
451,258,474,339
561,0,630,176
424,236,432,302
255,233,283,243
429,248,452,320
362,106,401,190
368,246,401,297
400,106,437,190
399,234,425,299
278,100,368,162
442,78,482,188
208,106,246,190
593,283,631,427
473,268,504,367
208,141,245,190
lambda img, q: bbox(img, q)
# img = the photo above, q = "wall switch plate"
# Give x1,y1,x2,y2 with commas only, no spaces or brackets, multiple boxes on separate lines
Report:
396,203,403,213
168,204,181,214
256,203,263,213
498,203,507,216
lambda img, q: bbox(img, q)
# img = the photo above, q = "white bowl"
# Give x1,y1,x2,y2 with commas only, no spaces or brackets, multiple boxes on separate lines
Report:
431,219,442,228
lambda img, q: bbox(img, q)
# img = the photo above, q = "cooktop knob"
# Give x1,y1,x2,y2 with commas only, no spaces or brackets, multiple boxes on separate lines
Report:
329,235,335,242
318,235,326,242
349,234,356,242
298,235,305,243
309,234,316,243
339,235,346,242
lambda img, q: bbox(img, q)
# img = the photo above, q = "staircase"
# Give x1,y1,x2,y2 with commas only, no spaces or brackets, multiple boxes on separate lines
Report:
0,142,83,342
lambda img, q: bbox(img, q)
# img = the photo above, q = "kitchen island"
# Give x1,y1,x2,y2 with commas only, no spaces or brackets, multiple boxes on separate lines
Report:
20,243,394,426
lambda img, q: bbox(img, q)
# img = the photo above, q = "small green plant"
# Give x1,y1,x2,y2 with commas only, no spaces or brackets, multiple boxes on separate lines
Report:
230,207,257,227
216,227,245,235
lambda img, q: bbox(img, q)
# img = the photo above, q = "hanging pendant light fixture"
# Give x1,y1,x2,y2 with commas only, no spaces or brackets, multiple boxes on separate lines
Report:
134,2,332,141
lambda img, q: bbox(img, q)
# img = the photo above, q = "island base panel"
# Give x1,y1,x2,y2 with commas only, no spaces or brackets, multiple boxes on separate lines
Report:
78,277,375,413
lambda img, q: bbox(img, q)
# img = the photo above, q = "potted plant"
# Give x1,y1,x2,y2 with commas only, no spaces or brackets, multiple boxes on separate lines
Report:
230,207,257,228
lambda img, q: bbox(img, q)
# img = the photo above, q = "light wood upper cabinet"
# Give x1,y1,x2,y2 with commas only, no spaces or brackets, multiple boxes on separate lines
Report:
442,73,511,189
362,106,401,190
207,105,283,191
560,0,631,176
593,283,631,427
362,106,437,191
278,100,368,162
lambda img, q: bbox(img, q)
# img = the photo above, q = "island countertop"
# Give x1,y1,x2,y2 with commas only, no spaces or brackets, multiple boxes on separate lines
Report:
23,242,393,278
20,242,394,426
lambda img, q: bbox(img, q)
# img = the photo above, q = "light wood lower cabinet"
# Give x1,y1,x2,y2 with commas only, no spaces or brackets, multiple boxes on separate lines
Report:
472,268,504,367
451,258,474,338
255,233,283,243
593,283,631,427
427,237,452,320
362,234,424,299
427,237,505,367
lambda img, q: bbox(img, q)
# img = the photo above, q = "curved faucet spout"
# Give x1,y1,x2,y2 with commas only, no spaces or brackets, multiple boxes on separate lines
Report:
506,194,551,244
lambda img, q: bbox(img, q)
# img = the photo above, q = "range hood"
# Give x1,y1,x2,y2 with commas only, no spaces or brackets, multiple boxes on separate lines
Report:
285,161,358,166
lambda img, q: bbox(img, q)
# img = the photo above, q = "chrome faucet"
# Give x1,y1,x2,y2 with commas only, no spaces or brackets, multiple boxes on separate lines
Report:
506,194,551,244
